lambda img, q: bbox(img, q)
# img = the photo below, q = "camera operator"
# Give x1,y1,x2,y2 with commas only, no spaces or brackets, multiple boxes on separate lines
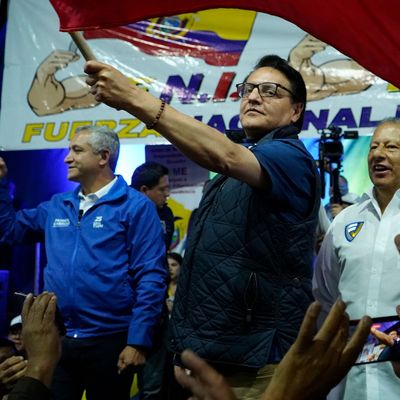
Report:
325,176,360,220
317,126,360,222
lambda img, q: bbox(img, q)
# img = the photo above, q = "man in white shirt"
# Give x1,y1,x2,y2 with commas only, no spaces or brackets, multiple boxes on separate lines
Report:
313,118,400,400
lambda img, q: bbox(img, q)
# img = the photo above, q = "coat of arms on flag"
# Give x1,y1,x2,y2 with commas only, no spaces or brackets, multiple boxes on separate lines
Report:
83,10,256,66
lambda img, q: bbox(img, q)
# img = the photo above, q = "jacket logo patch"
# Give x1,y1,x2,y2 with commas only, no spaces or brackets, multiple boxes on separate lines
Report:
344,221,364,242
52,218,70,228
93,216,104,228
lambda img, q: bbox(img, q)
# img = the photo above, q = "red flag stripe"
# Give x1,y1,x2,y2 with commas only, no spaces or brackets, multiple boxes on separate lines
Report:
50,0,400,88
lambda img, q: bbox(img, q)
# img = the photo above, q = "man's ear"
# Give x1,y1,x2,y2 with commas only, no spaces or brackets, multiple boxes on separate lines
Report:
140,185,149,194
291,102,304,124
98,150,110,167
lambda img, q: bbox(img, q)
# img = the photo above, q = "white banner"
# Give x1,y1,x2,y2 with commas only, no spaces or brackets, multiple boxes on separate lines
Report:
1,0,399,150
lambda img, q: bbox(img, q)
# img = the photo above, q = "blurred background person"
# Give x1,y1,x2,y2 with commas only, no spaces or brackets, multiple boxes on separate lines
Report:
324,175,360,220
166,252,183,314
7,316,24,357
131,162,175,399
131,162,175,251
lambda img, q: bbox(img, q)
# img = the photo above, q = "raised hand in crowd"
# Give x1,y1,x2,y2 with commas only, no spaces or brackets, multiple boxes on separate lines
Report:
0,355,27,397
175,349,237,400
329,203,345,219
6,292,61,400
262,300,371,400
175,301,371,400
19,292,61,388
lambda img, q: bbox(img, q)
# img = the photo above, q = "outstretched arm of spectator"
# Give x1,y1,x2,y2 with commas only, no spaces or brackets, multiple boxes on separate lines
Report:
262,300,371,400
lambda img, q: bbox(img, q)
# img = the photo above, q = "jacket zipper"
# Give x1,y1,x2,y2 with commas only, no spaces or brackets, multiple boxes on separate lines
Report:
244,272,258,324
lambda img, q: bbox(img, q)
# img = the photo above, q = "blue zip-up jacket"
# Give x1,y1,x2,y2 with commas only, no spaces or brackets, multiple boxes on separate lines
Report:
0,176,167,347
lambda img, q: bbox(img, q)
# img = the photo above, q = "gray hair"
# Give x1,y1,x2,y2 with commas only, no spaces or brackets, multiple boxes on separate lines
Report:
75,125,120,171
377,117,400,129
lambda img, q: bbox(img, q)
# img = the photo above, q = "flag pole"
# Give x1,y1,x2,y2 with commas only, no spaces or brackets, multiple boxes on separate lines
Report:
69,31,97,61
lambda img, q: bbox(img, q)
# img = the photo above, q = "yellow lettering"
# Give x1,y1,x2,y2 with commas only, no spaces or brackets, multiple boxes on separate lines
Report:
23,123,43,142
387,83,399,92
22,118,166,145
44,122,69,142
138,127,163,138
95,120,118,130
117,119,141,138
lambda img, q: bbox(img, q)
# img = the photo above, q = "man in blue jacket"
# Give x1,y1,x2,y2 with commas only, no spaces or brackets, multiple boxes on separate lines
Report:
0,125,167,400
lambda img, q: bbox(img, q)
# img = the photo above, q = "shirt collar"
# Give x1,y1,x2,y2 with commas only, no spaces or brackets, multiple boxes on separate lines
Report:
362,186,400,217
78,176,117,201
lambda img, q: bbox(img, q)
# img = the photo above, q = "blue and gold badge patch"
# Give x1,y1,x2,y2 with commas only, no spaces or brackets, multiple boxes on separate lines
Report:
344,222,364,242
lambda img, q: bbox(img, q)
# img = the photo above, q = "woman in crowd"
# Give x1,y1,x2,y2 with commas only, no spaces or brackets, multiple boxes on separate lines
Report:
166,252,183,314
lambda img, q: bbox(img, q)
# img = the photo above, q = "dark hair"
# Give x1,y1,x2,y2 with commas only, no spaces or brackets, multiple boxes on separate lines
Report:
167,252,183,266
131,162,169,190
249,55,307,130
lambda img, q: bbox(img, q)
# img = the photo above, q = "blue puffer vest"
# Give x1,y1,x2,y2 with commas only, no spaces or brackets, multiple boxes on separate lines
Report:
169,126,320,369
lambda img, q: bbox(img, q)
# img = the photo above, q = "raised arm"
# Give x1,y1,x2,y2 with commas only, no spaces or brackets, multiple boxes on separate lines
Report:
370,328,395,347
84,61,267,189
0,157,47,245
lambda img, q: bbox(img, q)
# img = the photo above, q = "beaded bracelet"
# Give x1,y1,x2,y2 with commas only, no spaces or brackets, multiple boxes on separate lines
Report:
146,100,166,130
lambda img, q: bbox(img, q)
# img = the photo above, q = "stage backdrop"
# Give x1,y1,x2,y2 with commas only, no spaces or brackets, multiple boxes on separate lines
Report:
1,0,399,150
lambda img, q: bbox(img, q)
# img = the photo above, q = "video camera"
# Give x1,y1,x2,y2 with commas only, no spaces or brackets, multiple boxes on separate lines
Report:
318,125,358,201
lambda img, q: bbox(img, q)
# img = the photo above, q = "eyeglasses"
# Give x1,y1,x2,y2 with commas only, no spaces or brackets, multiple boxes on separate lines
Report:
236,82,294,98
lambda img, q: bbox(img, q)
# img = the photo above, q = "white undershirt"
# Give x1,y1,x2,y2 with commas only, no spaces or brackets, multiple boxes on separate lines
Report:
78,176,117,214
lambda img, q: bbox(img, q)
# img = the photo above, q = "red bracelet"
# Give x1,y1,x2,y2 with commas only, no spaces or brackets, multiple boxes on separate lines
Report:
146,100,166,130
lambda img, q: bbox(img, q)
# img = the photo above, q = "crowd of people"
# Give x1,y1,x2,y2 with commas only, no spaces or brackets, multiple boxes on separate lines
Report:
0,51,399,400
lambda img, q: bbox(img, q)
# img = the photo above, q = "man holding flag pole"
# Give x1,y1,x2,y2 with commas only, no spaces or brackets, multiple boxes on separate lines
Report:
76,32,322,398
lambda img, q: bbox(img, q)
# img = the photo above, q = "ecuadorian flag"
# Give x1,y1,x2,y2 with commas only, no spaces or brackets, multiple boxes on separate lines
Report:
82,10,256,66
